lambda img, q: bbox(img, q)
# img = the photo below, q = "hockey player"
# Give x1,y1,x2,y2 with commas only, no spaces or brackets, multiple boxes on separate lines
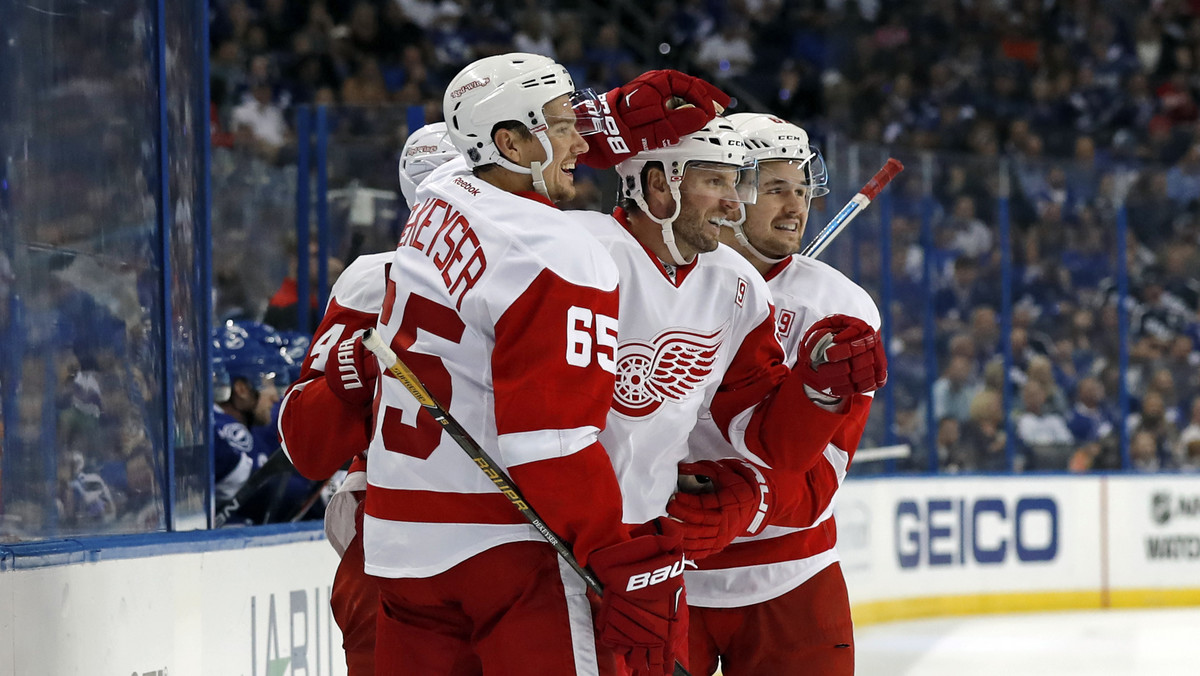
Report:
365,54,734,676
566,117,882,622
212,324,286,519
677,113,881,676
281,55,732,675
277,122,458,676
574,115,886,503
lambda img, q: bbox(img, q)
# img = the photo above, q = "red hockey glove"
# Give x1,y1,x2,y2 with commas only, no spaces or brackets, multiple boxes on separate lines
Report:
590,519,687,676
796,314,888,399
667,459,771,560
579,70,731,170
323,335,380,407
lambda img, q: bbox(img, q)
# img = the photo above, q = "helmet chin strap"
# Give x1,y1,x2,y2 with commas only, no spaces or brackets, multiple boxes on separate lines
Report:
495,129,556,198
634,183,692,266
725,205,786,265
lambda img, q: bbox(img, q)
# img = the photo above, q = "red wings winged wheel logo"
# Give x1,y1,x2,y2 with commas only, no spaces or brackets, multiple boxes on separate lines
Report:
612,325,726,417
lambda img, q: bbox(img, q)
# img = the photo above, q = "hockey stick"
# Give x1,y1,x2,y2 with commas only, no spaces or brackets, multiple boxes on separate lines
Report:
800,158,904,259
361,328,693,676
214,446,294,527
288,471,343,522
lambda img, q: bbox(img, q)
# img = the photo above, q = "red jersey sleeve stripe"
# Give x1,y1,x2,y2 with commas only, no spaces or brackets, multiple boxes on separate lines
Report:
492,268,619,437
708,314,789,440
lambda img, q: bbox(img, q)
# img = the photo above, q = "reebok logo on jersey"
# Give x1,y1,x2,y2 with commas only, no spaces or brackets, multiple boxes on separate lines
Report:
626,557,687,592
612,325,726,417
453,177,480,195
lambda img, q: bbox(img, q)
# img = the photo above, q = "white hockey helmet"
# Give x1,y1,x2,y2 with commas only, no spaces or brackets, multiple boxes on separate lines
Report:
725,113,829,264
728,113,828,193
398,122,458,207
615,118,758,265
443,53,602,197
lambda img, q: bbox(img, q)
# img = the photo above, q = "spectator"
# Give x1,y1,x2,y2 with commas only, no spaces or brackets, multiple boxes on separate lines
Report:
1068,377,1116,444
1166,143,1200,206
585,22,635,90
1126,390,1180,466
1163,334,1200,409
196,0,1200,483
512,12,557,58
231,79,289,161
944,194,993,260
694,21,755,80
934,257,992,330
1180,438,1200,472
957,389,1009,472
341,57,390,105
1133,266,1194,344
932,354,981,424
967,306,1002,369
1176,398,1200,466
1027,354,1069,415
935,417,962,472
1016,380,1075,470
770,59,823,122
263,240,345,334
1130,429,1162,472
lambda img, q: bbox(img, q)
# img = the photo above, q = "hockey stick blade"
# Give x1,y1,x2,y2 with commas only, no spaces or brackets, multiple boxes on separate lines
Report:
801,157,904,259
361,328,693,676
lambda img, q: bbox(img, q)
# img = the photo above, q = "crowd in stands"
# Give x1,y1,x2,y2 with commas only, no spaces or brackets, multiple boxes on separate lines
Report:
205,0,1200,474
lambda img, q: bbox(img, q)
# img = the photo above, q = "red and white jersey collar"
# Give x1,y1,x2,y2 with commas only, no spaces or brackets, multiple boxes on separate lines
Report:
514,190,558,209
763,254,794,283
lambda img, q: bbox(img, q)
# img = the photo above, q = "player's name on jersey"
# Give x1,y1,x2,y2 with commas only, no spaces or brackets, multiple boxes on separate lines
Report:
399,196,488,309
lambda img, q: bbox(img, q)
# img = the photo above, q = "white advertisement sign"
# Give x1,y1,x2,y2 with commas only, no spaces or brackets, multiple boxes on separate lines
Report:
1106,475,1200,590
838,476,1102,607
5,475,1200,673
0,538,346,676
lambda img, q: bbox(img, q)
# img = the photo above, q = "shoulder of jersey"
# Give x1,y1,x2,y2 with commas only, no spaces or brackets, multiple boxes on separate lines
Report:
778,254,882,328
709,242,767,274
418,169,619,290
413,155,468,203
328,251,392,313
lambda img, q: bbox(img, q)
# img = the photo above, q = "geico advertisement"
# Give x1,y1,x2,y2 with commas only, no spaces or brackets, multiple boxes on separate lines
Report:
1106,475,1200,588
837,477,1102,602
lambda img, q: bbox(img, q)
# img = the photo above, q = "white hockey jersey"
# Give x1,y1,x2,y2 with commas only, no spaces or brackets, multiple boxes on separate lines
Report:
363,161,627,580
278,251,390,479
685,254,880,607
277,251,391,555
575,209,791,525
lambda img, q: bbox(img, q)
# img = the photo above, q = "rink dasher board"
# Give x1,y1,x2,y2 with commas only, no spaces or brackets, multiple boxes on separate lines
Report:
837,474,1200,626
0,524,347,676
3,476,1199,673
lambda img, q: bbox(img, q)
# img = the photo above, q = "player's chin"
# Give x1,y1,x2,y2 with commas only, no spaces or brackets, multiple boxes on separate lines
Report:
550,180,576,203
